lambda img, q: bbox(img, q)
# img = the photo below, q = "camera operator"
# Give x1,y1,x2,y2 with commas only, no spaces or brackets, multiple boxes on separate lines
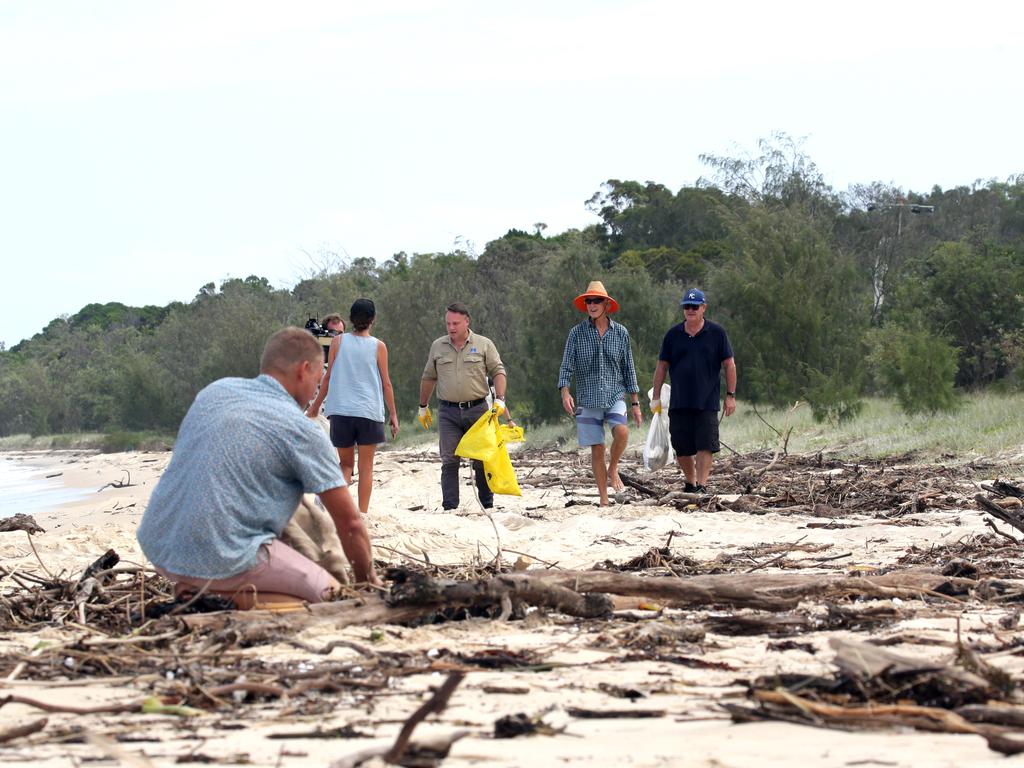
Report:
323,314,345,335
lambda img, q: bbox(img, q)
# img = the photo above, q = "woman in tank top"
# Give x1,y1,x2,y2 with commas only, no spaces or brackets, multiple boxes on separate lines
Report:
307,298,399,514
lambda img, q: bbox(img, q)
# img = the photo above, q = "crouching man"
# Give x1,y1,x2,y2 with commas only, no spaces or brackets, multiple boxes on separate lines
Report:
137,327,381,609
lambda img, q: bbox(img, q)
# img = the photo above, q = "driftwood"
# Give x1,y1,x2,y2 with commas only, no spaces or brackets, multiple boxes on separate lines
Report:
0,718,47,744
331,731,470,768
0,514,44,535
981,480,1024,499
526,569,976,610
181,568,979,633
737,689,1024,756
182,570,614,632
330,672,467,768
830,637,993,695
976,493,1024,537
384,672,464,764
180,595,431,631
732,636,1024,755
387,569,613,619
96,470,135,492
0,692,144,715
75,549,120,587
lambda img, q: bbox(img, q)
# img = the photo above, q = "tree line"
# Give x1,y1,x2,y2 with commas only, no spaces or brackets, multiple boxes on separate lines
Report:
2,135,1022,437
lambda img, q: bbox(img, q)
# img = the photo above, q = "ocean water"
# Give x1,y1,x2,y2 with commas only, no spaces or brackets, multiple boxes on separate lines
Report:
0,459,92,518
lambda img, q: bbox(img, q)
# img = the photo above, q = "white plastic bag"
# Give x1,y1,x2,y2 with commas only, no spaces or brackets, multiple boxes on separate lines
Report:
642,384,674,472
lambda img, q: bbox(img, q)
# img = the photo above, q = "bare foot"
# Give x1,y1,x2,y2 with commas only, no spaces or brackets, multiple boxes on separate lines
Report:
609,472,625,492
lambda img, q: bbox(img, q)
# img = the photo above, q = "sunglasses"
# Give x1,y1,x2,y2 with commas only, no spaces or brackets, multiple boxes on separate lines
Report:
584,297,606,305
683,304,702,311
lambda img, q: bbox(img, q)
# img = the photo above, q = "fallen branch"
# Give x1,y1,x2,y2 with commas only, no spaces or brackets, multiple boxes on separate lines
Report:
526,569,975,610
0,514,44,535
0,718,47,744
326,673,468,768
386,569,614,619
97,470,135,492
182,568,981,633
976,494,1024,538
384,672,465,764
744,689,1024,756
0,693,143,715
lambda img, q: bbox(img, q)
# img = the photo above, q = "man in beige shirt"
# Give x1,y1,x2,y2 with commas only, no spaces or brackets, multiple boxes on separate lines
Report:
418,302,510,510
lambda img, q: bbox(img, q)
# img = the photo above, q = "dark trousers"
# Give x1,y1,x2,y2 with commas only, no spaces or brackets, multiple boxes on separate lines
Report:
438,401,493,509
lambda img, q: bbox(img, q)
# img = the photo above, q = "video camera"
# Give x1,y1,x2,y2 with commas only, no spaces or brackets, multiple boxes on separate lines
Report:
304,317,330,337
304,317,333,364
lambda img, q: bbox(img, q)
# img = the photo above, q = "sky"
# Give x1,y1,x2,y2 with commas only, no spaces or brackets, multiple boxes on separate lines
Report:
1,0,1021,348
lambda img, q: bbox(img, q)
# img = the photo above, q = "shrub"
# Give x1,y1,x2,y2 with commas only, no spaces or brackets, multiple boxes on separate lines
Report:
868,324,960,415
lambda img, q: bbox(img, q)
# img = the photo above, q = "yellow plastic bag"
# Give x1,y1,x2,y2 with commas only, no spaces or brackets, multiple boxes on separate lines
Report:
455,406,501,462
483,447,521,496
456,406,524,496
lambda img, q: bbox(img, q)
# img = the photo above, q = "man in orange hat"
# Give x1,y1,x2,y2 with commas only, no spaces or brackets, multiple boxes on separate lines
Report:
558,280,642,506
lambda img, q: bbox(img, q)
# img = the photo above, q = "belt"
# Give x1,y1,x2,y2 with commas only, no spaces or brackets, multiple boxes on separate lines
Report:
439,398,486,409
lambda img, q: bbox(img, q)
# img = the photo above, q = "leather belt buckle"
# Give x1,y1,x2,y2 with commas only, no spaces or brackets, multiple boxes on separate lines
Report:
443,398,484,409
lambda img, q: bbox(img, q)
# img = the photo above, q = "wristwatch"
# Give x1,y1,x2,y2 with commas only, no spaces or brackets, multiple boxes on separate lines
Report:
726,392,736,397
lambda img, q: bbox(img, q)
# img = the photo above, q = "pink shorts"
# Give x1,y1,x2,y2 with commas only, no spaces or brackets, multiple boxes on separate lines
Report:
157,539,336,604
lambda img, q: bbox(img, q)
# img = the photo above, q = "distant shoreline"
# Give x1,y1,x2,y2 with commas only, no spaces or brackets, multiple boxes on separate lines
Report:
0,452,94,518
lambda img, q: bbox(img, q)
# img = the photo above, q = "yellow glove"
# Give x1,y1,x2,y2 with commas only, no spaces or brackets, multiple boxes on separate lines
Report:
651,398,662,415
417,406,433,430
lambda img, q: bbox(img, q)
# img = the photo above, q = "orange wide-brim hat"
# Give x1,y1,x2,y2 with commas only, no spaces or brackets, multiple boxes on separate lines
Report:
573,280,620,313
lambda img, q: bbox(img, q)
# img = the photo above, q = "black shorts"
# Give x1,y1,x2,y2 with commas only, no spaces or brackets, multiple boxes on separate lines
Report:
329,415,385,448
668,408,720,456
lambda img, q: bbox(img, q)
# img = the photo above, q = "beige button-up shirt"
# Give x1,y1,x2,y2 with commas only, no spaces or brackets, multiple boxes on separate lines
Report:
421,331,506,402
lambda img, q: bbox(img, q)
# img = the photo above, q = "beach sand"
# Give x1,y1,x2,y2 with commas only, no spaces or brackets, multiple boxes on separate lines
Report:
1,445,1019,767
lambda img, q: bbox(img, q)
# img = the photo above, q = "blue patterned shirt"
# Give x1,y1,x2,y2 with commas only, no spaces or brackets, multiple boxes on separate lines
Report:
137,374,345,579
557,318,640,409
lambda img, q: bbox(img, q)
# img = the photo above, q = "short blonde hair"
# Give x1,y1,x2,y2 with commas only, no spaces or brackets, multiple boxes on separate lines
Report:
260,327,322,374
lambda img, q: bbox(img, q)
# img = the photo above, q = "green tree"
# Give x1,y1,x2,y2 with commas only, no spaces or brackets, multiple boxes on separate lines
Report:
698,132,841,220
891,241,1024,387
372,252,479,417
867,321,960,414
713,205,869,422
586,181,728,265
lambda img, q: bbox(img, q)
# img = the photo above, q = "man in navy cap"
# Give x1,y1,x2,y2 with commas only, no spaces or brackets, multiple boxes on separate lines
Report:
650,288,736,495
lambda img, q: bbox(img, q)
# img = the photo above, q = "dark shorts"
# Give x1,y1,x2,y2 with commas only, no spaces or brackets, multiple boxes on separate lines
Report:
329,415,385,447
668,408,720,456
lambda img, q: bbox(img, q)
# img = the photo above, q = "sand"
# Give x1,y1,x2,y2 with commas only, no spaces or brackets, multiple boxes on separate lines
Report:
0,445,1019,767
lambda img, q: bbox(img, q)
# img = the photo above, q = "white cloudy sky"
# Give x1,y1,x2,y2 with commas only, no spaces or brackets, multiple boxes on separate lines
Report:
1,1,1020,347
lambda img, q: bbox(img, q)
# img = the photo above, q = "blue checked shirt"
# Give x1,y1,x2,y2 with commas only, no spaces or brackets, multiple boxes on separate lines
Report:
137,375,345,579
557,318,640,409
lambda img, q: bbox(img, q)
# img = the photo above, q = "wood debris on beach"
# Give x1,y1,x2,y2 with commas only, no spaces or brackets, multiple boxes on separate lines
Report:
3,447,1024,765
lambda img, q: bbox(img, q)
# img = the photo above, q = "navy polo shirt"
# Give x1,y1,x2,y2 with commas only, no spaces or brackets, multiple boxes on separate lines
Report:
659,320,733,411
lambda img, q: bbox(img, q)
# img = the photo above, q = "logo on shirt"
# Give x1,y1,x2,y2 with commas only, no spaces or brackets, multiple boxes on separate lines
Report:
469,347,478,354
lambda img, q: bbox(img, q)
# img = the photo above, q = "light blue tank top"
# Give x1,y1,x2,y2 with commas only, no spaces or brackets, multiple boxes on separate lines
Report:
323,334,385,422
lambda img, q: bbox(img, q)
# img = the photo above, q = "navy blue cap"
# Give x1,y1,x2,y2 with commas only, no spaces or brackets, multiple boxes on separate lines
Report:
680,288,706,306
